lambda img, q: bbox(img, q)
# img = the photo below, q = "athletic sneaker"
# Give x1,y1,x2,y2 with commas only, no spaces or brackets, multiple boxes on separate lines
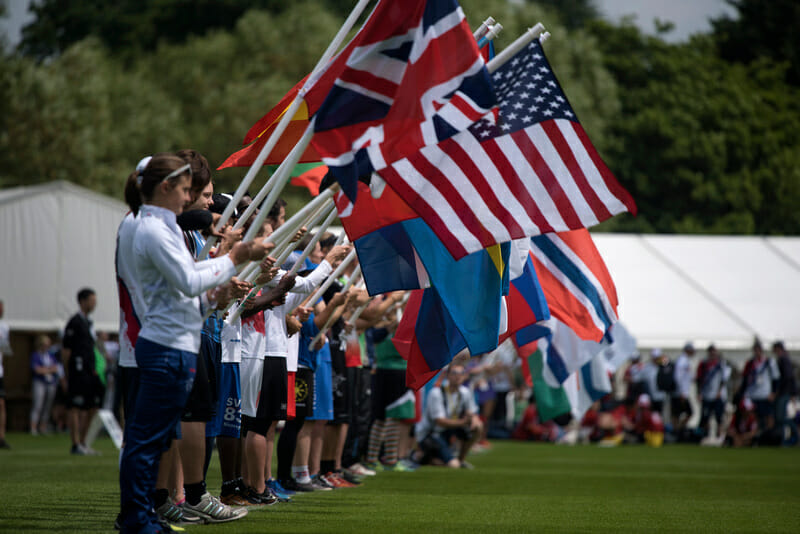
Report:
322,472,357,488
238,487,267,507
156,501,202,525
363,461,384,473
267,479,293,502
181,492,249,523
347,463,377,477
70,444,87,455
219,491,249,507
386,460,415,473
309,475,334,491
337,469,363,485
258,488,279,506
280,478,316,493
459,460,475,470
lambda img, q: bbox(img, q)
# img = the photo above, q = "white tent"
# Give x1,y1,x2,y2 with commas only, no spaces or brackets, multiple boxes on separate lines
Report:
592,234,800,354
0,181,127,332
1,184,798,355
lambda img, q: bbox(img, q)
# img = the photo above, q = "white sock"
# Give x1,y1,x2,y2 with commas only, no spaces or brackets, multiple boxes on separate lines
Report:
292,465,311,484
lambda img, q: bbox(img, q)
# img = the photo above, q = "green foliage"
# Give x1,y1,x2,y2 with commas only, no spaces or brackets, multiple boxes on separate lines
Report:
2,0,799,236
590,21,800,234
711,0,800,86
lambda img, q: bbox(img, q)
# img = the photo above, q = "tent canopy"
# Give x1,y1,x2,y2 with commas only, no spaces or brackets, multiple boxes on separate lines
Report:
593,234,800,351
0,181,127,332
1,183,798,353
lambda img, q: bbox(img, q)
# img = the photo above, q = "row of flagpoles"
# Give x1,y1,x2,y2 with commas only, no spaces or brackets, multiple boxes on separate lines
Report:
210,0,638,417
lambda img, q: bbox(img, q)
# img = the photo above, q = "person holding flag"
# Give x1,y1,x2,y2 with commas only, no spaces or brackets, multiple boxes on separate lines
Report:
118,153,271,533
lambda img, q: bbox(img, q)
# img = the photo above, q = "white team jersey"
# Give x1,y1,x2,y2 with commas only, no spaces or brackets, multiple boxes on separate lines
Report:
116,212,144,368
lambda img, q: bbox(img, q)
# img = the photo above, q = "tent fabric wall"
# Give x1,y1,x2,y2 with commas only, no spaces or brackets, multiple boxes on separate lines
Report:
593,234,800,351
0,181,127,332
1,184,798,352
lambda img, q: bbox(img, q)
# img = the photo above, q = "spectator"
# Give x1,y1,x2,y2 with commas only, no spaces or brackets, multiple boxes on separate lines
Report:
624,394,665,447
737,339,779,433
671,342,695,437
30,335,59,435
0,299,11,449
511,395,564,443
623,352,647,406
642,349,669,414
773,341,798,446
62,287,103,455
413,364,482,469
696,344,731,438
726,398,759,447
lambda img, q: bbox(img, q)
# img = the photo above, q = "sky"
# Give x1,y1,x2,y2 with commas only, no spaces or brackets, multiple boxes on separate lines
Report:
1,0,739,49
596,0,738,42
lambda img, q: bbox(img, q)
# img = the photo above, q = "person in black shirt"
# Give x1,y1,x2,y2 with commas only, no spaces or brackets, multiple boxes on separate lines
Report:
62,288,102,455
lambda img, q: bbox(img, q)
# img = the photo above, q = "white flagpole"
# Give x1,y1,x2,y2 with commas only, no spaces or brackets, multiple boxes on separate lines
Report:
473,17,495,39
307,265,362,350
197,0,374,258
297,247,357,315
486,23,545,73
286,207,339,277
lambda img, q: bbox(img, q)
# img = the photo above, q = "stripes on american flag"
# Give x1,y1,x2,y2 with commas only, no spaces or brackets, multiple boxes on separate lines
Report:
379,38,637,260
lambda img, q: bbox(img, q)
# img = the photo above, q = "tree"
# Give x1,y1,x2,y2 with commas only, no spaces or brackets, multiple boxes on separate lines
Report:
711,0,800,86
588,20,800,234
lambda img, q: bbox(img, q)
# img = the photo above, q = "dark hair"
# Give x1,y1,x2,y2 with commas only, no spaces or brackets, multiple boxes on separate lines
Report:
124,153,190,215
210,193,231,215
319,232,338,251
77,288,95,303
295,232,315,252
773,341,785,352
175,149,212,195
267,197,287,223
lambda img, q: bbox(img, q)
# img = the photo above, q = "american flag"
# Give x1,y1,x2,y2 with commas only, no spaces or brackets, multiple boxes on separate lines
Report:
379,38,637,260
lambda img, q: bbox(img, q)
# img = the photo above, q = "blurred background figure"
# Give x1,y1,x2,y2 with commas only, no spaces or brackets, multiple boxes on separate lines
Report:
29,335,59,435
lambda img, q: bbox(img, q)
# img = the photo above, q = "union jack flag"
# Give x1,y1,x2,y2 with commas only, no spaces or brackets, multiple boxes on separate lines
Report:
307,0,496,201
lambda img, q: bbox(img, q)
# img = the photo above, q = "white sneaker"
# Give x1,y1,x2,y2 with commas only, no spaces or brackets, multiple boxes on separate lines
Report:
181,492,248,524
348,463,377,476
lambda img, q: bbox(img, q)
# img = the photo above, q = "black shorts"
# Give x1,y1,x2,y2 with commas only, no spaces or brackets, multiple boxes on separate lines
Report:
0,376,5,398
670,396,692,418
182,334,219,422
294,367,315,420
330,347,350,425
242,414,271,437
372,369,407,420
257,356,288,421
119,366,140,419
68,371,102,409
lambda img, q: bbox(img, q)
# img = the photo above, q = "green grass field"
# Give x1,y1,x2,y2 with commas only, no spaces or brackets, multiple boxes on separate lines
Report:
1,432,798,533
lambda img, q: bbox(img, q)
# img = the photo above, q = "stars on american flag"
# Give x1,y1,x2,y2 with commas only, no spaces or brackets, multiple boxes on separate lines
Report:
471,39,577,140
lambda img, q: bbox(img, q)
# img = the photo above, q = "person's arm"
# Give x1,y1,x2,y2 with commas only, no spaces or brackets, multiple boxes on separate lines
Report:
241,275,295,319
312,292,348,329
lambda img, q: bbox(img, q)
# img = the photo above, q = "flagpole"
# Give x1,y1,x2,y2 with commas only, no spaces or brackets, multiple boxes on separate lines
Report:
476,23,502,48
473,17,495,39
307,265,362,350
197,0,374,258
486,23,545,73
286,207,339,277
296,246,357,315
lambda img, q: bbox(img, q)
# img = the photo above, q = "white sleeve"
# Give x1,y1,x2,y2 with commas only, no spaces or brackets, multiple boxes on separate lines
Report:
144,231,236,297
427,388,447,421
463,388,478,415
289,261,334,294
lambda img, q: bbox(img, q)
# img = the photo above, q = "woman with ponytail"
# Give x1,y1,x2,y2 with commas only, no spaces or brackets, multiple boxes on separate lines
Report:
118,153,270,534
